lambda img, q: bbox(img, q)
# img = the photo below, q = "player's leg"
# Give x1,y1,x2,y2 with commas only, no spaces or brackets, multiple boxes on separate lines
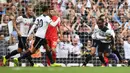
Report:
3,48,22,66
43,38,61,67
13,37,34,66
103,43,109,65
22,37,34,66
128,59,130,66
50,38,57,62
46,38,57,66
46,38,51,66
98,43,107,66
3,36,23,66
43,39,54,64
14,37,42,66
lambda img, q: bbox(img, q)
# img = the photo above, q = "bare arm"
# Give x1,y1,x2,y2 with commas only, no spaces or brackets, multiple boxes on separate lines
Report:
28,24,36,37
13,17,22,36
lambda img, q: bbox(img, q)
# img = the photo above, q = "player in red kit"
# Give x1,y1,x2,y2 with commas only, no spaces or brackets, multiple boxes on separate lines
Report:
45,9,61,66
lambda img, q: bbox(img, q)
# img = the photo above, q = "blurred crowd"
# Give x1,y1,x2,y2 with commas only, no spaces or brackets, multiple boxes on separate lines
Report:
0,0,130,60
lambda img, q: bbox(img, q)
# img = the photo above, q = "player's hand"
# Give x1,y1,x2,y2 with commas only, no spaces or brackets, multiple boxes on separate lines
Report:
17,31,22,37
26,37,30,43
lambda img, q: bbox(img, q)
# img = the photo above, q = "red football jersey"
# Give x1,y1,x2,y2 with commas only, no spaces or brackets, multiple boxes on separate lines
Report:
45,16,60,38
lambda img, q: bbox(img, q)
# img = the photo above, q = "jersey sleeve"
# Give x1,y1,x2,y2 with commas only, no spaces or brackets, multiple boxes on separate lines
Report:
46,16,52,24
34,18,38,25
16,16,23,23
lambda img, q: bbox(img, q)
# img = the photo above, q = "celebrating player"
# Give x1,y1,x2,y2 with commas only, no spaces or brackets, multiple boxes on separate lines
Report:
13,5,61,67
2,4,36,67
95,18,119,66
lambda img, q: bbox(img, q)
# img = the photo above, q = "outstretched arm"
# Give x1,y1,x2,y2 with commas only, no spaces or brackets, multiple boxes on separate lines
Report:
28,24,36,37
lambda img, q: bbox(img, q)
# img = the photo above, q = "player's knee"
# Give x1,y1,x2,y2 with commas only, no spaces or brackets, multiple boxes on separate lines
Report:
17,48,23,53
31,50,36,54
30,48,37,54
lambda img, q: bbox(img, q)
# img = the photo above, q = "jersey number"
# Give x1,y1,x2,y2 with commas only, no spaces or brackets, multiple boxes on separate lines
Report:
37,19,43,27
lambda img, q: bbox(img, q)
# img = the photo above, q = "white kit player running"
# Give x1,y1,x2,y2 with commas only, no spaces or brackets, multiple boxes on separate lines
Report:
2,5,36,66
13,5,61,67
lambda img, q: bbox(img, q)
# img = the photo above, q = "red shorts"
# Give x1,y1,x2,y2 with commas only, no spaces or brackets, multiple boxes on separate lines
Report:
46,37,58,49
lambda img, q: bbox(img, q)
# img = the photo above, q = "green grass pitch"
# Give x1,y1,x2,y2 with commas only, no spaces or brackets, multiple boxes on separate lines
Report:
0,67,130,73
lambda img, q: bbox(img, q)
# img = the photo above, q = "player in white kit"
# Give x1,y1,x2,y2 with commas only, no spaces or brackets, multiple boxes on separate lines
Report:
2,5,36,66
13,5,61,67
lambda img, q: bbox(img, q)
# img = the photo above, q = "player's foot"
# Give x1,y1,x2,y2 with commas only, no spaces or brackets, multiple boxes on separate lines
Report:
2,56,7,66
33,64,39,67
82,63,86,67
51,63,61,67
13,58,19,66
101,63,108,67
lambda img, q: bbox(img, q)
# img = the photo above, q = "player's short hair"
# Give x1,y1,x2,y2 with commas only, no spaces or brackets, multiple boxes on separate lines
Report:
41,5,49,12
26,4,34,10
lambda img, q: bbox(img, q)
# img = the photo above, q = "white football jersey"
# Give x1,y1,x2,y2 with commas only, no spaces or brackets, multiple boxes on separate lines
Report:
92,23,115,40
16,15,34,37
34,15,52,38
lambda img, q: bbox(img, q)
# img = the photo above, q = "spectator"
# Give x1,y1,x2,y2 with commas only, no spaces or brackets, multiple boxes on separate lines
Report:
0,15,10,38
56,32,72,58
81,39,96,66
0,0,129,67
123,36,130,66
69,34,82,58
